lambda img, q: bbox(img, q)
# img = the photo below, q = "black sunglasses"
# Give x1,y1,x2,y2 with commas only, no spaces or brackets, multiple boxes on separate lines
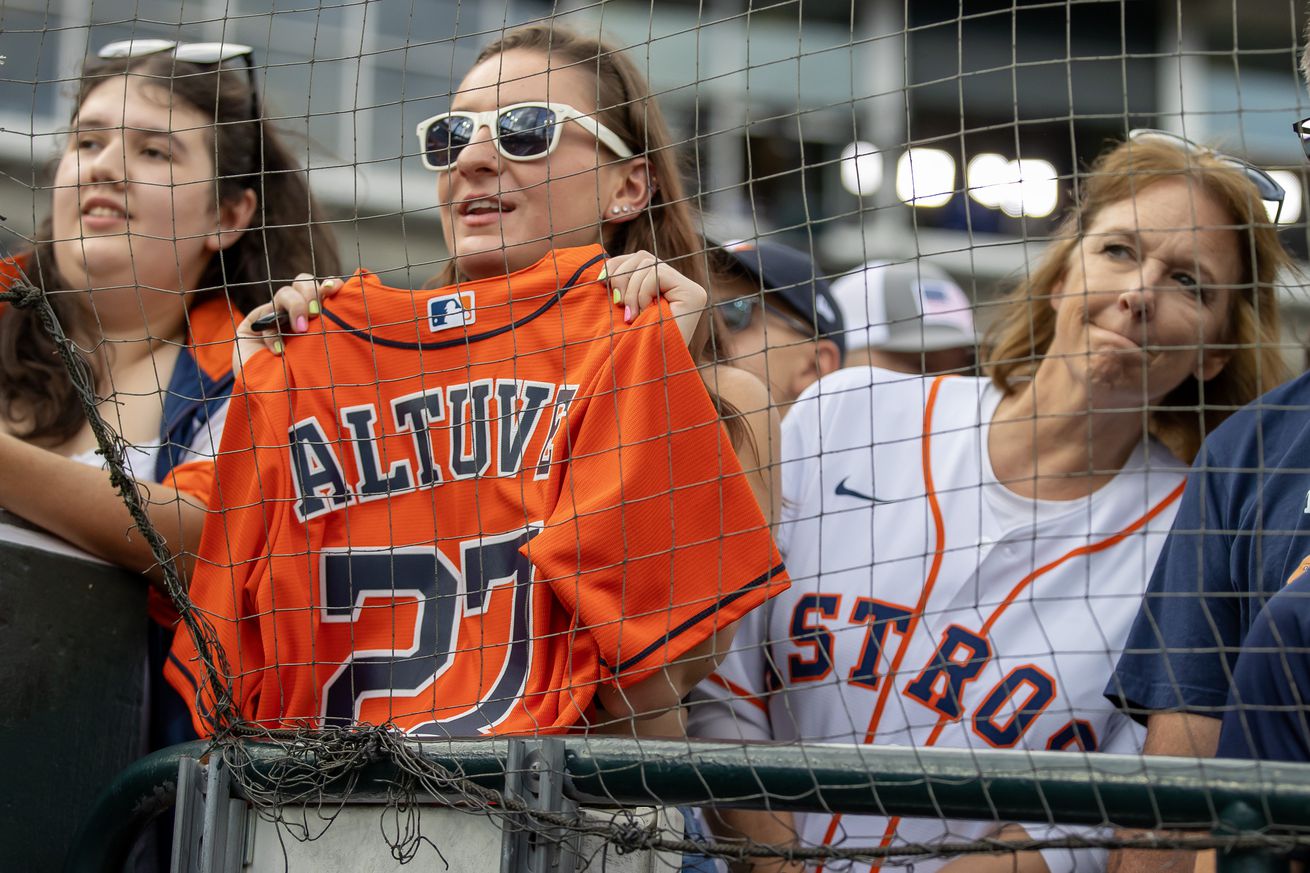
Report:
714,296,816,339
1128,128,1286,223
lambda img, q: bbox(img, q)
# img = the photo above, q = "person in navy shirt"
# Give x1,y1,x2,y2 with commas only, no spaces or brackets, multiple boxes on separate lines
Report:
1107,132,1310,873
1208,60,1310,774
1108,370,1310,728
1215,569,1310,763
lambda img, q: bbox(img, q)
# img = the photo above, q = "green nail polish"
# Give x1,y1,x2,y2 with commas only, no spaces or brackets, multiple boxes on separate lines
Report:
612,288,621,305
309,300,320,316
273,340,284,355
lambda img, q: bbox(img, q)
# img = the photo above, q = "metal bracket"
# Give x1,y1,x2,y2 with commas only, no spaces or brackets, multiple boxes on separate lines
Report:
500,737,580,873
170,755,248,873
1213,802,1292,873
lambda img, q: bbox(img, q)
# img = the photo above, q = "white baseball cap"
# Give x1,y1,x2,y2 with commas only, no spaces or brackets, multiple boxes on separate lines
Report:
830,260,977,353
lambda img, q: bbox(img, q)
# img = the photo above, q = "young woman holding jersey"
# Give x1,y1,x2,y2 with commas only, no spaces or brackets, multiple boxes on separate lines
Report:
0,43,339,747
687,134,1291,873
181,22,785,752
240,26,779,523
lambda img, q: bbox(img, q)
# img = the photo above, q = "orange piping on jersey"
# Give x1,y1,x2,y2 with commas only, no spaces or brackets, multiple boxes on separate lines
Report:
858,374,952,745
1285,554,1310,587
815,374,953,872
868,721,950,868
706,672,770,714
818,376,1187,871
979,480,1185,637
861,479,1187,869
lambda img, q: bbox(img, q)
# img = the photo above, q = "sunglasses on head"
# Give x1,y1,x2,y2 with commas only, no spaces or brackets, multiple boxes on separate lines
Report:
1292,117,1310,162
1127,128,1286,223
415,102,634,172
97,39,261,127
714,295,817,340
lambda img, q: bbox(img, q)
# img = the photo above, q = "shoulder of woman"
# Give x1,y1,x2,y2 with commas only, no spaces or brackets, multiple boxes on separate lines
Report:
705,364,778,463
802,365,928,414
187,296,246,342
705,363,770,416
181,296,249,383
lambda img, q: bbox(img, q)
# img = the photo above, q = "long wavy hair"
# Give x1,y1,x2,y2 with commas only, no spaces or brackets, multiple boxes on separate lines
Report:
985,137,1290,463
1,52,340,444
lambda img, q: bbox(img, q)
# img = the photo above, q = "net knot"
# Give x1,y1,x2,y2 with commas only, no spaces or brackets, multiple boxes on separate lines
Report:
0,280,43,309
609,818,659,855
363,729,387,763
106,464,133,491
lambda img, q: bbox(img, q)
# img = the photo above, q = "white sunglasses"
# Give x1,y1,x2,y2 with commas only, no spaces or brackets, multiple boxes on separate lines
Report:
97,40,260,120
415,101,634,171
98,39,255,65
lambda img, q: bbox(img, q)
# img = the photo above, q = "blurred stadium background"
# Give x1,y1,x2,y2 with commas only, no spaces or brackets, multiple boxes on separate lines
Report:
5,2,1310,869
3,0,1308,362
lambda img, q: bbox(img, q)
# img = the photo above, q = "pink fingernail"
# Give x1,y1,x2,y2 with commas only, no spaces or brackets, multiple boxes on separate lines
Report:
624,305,632,322
295,316,308,333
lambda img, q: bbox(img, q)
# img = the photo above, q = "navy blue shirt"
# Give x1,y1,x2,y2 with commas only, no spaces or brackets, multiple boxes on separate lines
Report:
1216,573,1310,762
1108,370,1310,718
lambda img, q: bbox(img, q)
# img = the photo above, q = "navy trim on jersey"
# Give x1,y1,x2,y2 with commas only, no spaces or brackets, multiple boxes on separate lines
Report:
600,561,788,676
167,650,199,695
150,624,200,747
320,253,607,351
154,348,235,482
167,648,224,727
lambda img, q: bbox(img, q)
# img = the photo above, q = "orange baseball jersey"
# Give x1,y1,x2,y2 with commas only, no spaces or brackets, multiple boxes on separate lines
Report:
166,245,788,737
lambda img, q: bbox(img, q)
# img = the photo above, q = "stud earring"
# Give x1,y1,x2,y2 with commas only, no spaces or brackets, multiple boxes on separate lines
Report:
610,206,622,214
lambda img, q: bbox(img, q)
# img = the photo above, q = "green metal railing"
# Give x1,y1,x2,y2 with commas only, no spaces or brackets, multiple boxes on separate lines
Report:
65,738,1310,872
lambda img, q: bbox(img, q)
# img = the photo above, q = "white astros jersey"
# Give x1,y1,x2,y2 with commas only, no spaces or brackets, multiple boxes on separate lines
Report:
688,368,1186,872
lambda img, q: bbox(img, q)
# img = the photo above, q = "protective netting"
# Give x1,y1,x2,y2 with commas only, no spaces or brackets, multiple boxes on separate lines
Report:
5,2,1310,871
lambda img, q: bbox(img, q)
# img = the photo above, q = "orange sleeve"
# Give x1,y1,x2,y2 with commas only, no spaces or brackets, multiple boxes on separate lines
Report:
0,252,31,289
148,454,218,626
532,303,789,687
163,364,287,737
162,456,218,508
148,457,204,627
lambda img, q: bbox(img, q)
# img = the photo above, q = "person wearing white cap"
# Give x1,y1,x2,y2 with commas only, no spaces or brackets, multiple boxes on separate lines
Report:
830,260,978,375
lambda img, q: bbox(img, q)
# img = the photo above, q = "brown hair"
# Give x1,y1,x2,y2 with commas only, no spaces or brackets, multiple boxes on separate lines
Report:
1,52,341,444
984,137,1290,462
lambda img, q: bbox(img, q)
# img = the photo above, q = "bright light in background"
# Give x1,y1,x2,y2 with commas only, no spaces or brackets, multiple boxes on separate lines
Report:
965,153,1014,209
896,148,955,208
840,141,883,196
1269,170,1302,225
966,154,1059,218
1005,159,1059,218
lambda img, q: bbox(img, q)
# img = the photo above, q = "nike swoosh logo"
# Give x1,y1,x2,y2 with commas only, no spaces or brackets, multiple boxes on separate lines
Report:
835,477,886,504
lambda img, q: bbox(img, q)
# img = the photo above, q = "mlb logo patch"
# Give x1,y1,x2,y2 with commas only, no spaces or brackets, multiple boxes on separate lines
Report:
428,291,476,333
